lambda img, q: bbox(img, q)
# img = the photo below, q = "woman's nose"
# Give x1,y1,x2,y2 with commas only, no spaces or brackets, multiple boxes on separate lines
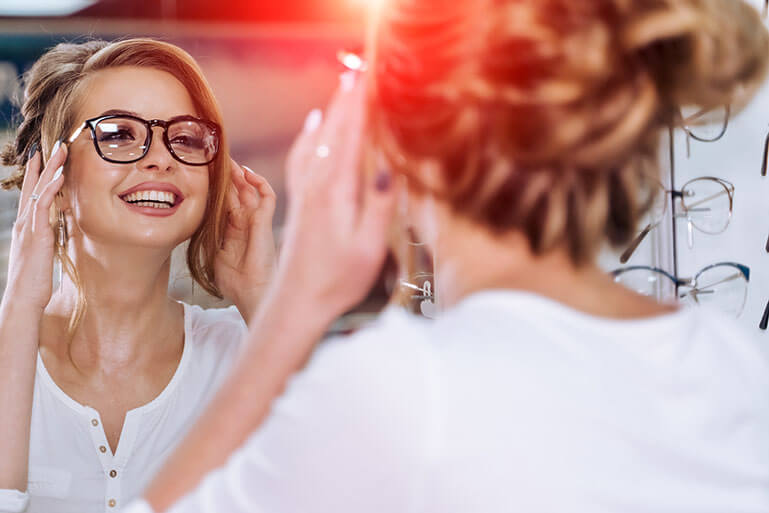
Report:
139,127,176,172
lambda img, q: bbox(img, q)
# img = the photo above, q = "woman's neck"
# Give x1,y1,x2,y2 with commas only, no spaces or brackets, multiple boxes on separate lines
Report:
429,211,674,320
43,237,183,374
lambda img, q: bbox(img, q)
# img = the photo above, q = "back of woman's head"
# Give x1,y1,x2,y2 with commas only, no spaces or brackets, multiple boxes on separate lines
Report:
370,0,769,263
1,38,229,304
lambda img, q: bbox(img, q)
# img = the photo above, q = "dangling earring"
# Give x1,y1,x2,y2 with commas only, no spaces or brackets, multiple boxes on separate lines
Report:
57,209,68,248
57,209,68,286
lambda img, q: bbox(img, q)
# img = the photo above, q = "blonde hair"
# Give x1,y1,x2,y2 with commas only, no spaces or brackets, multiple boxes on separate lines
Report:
369,0,769,264
1,38,230,334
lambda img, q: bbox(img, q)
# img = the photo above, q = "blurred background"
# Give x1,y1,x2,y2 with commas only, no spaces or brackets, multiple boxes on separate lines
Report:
2,1,768,337
0,0,372,310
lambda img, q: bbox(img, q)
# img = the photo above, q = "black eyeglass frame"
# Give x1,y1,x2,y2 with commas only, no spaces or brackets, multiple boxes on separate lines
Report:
68,114,221,166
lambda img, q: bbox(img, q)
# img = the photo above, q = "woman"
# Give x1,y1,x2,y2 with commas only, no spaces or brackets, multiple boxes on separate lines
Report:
130,0,769,511
0,39,276,513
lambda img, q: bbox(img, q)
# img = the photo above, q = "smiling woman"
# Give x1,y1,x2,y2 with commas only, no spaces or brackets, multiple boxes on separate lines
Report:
0,39,276,513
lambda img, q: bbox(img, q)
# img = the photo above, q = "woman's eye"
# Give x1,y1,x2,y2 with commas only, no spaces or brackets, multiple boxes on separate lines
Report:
170,135,204,149
98,129,136,142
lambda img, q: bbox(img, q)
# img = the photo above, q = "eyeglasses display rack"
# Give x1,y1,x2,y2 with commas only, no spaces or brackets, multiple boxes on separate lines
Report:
604,48,769,337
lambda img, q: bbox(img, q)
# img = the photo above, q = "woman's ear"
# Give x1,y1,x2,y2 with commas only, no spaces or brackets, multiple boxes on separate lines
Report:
417,158,448,193
53,174,72,212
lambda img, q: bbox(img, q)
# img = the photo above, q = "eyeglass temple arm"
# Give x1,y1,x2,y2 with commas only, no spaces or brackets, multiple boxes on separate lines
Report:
400,281,433,298
762,131,769,177
766,226,769,253
67,123,86,144
620,224,653,263
681,272,742,299
682,188,730,210
761,299,769,330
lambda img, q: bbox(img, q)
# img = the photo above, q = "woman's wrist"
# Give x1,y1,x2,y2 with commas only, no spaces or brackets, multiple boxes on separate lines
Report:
0,286,47,323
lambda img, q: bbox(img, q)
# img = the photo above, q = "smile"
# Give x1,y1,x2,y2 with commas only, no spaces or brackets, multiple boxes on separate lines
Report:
117,182,185,217
120,190,178,209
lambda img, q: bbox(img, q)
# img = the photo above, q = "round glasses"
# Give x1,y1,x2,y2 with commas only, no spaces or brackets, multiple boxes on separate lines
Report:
679,104,730,158
68,114,220,166
612,262,749,318
620,176,734,263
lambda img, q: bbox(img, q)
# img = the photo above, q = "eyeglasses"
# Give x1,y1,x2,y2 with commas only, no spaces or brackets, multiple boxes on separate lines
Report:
620,176,734,263
400,271,436,318
761,126,769,177
678,105,730,158
68,114,221,166
612,262,750,318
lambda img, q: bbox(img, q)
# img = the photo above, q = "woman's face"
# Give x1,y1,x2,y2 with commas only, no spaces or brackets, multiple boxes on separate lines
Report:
63,66,210,251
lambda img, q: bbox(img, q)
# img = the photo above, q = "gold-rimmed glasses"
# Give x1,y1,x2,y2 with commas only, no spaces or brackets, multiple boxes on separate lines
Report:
620,176,734,263
679,104,730,157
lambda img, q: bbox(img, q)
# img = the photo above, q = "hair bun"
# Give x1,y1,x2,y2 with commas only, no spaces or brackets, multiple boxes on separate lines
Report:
1,41,108,189
625,0,769,115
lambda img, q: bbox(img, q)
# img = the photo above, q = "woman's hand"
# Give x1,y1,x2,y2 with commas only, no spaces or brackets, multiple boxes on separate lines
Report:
142,75,396,512
214,160,277,321
275,71,396,321
3,143,67,313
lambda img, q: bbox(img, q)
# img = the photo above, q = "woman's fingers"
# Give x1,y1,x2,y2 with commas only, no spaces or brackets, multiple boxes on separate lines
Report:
227,160,243,211
286,109,323,196
329,74,367,209
21,142,67,222
242,167,277,214
37,141,67,186
19,146,41,216
30,164,65,234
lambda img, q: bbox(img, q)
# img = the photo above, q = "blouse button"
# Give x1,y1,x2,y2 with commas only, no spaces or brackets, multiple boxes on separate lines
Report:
109,470,117,478
108,499,116,508
99,445,107,453
91,419,99,427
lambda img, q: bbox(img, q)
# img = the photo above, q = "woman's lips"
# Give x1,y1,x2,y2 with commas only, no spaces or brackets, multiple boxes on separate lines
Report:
121,199,182,217
117,181,185,216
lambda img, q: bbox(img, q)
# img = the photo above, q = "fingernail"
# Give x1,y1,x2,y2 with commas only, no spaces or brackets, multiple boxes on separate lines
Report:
303,109,322,133
340,71,356,92
243,165,256,175
50,140,61,160
375,168,391,192
53,166,64,181
27,142,38,161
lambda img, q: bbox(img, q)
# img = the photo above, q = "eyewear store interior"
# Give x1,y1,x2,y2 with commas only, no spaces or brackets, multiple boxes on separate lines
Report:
0,0,768,339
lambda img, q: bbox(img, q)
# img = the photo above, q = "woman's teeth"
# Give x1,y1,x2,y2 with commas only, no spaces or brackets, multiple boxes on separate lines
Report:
122,190,177,208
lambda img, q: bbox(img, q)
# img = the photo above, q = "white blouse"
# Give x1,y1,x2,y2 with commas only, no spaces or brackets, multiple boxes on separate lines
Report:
124,291,769,513
0,303,246,513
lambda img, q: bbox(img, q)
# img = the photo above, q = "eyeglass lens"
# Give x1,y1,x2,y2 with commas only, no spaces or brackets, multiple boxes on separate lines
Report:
94,117,217,165
681,105,729,142
680,265,748,317
679,178,732,234
613,268,678,301
613,264,748,317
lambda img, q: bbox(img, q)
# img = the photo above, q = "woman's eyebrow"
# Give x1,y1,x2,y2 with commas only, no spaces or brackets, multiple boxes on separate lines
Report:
99,108,140,117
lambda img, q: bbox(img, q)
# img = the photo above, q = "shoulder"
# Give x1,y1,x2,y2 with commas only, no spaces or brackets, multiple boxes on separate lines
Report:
179,302,247,377
269,307,435,434
304,307,433,386
182,302,247,344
